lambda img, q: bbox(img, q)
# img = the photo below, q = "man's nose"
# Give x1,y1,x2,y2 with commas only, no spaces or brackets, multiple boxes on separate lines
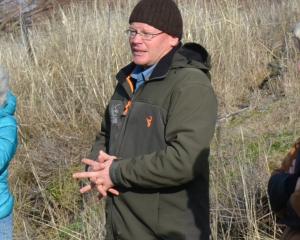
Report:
130,33,143,43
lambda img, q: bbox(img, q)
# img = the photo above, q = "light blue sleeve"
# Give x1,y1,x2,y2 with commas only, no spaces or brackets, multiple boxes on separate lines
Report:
0,116,18,175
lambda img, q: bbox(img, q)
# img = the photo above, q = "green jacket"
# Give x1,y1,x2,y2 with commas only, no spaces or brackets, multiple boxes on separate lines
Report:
90,43,217,240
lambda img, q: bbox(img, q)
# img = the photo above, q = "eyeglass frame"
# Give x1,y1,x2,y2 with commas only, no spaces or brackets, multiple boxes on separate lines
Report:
125,29,164,40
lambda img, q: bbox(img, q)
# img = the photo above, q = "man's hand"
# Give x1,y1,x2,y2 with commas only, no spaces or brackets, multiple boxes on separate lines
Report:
88,151,113,188
77,158,106,193
96,151,118,197
73,151,119,198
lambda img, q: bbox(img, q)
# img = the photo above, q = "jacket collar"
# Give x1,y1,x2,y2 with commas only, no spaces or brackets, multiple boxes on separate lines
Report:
148,43,182,81
116,43,181,98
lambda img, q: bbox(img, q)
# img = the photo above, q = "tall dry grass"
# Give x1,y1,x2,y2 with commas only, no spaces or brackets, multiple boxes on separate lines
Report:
0,0,299,239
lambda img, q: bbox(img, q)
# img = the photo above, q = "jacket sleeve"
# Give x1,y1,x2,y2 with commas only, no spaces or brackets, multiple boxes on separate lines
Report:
88,107,110,161
268,171,298,212
110,71,217,189
0,117,18,175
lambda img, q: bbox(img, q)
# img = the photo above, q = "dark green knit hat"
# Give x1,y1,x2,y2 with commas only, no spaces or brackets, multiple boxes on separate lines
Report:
129,0,183,39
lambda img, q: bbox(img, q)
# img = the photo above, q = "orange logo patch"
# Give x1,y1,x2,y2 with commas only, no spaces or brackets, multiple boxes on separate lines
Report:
146,116,153,128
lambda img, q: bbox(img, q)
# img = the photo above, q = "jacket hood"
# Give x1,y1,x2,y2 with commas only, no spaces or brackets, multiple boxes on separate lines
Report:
0,91,16,118
172,42,211,72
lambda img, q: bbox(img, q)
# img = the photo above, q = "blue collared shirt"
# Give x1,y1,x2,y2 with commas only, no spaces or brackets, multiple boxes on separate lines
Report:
131,64,156,92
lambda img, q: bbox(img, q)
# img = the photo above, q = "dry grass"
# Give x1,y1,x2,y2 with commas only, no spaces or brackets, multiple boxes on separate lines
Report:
0,0,299,239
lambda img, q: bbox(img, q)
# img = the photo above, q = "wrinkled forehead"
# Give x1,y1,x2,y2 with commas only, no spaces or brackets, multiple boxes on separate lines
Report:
129,22,161,32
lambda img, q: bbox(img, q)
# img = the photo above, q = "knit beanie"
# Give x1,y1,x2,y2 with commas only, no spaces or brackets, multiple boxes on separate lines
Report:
129,0,183,39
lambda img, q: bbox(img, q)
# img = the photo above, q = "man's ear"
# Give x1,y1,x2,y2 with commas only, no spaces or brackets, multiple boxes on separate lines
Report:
170,36,180,47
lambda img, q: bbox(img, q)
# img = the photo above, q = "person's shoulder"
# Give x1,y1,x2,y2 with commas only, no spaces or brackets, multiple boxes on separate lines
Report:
171,67,212,89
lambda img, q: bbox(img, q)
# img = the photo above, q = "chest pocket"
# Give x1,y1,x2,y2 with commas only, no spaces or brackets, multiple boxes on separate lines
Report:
109,101,124,128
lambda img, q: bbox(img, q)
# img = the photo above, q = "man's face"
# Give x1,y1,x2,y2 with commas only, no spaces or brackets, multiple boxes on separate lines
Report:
128,22,179,67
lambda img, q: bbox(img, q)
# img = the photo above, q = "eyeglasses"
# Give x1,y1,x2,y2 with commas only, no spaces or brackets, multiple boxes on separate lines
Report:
125,29,163,40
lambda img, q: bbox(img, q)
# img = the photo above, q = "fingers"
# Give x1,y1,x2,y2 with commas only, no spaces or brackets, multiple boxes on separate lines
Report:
93,178,107,197
80,184,92,194
96,183,107,197
73,171,101,179
108,188,120,196
82,158,105,170
95,186,119,198
91,176,119,197
98,151,117,163
82,158,98,166
96,188,119,199
90,176,97,183
76,179,119,197
74,152,119,197
98,150,110,163
97,151,106,163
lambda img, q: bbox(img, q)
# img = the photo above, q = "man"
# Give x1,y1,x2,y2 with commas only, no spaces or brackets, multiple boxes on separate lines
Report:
268,22,300,240
73,0,217,239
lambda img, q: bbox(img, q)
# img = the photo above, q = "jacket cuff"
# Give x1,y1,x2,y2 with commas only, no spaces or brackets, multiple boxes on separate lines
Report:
109,160,122,186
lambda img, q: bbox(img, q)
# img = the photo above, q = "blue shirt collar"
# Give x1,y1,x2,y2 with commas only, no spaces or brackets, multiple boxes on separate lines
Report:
131,64,157,91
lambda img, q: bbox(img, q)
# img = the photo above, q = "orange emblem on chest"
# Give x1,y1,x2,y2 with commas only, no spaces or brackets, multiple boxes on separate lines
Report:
146,116,153,128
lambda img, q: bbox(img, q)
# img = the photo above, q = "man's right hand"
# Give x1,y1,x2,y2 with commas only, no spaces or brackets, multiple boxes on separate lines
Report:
73,151,119,198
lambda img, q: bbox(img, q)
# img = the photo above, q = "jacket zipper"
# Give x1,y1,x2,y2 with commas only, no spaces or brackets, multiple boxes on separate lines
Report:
115,84,144,157
109,83,143,239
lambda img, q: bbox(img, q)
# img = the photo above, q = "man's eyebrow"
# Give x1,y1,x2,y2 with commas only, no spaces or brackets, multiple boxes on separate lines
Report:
128,27,151,32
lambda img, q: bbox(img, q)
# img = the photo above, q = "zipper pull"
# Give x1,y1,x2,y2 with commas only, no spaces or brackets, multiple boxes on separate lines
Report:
122,100,132,116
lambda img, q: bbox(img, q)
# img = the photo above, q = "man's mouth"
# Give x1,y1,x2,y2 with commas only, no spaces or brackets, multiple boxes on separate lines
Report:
132,49,146,56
